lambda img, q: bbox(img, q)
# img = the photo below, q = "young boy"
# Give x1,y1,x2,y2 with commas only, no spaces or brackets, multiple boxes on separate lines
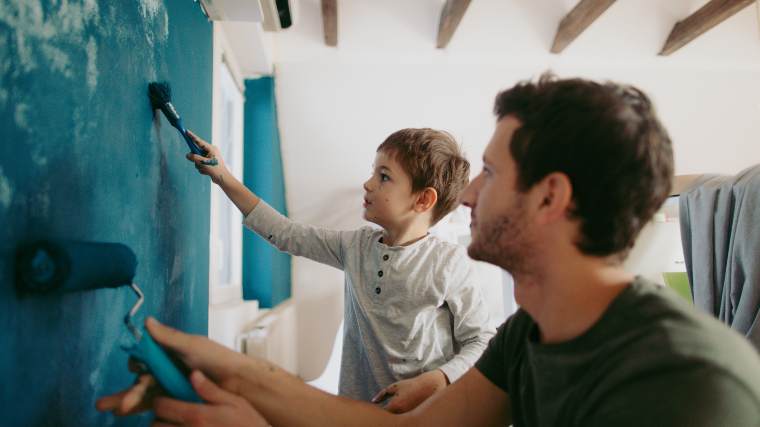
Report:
185,128,494,412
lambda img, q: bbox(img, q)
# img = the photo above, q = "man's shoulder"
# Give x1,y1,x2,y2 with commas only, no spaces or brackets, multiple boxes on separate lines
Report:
489,309,535,352
619,278,757,360
603,277,760,399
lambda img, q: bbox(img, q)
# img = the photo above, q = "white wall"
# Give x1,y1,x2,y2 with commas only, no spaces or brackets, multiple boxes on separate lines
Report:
264,0,760,379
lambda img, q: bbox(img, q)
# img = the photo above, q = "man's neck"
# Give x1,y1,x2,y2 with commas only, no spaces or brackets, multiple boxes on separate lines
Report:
515,256,634,344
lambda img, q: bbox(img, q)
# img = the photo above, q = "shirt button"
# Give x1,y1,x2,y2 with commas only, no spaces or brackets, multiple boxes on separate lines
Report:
383,254,389,261
375,287,381,294
378,270,383,277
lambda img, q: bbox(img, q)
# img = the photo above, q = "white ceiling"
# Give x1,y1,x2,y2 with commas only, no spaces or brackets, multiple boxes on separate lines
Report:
224,0,760,71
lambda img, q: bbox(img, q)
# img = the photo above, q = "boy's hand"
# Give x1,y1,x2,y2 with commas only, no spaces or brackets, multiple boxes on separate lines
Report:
371,369,448,414
185,130,229,185
96,317,250,416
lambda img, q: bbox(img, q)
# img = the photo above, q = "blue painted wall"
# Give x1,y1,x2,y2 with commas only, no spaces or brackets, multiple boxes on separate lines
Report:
0,1,212,425
242,77,291,308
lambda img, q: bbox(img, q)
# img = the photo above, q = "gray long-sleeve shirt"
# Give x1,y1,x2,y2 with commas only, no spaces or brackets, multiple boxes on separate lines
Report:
243,201,494,400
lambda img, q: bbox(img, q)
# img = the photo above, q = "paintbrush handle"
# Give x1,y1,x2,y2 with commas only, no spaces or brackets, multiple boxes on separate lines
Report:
174,119,207,156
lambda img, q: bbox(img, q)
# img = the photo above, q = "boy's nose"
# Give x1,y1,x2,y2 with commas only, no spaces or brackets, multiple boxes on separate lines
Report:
363,178,373,192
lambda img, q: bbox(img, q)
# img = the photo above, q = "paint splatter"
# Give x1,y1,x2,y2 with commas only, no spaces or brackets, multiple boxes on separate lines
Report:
39,44,73,78
0,55,10,106
33,181,51,218
85,36,98,93
139,0,169,46
0,0,100,73
138,0,163,20
0,167,13,209
31,146,49,167
0,0,167,97
14,103,30,130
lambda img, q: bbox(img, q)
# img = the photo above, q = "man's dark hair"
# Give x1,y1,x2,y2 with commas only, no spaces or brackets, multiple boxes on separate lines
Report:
494,73,674,258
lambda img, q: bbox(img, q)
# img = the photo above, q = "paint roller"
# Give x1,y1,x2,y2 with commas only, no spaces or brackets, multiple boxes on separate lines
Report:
15,240,201,402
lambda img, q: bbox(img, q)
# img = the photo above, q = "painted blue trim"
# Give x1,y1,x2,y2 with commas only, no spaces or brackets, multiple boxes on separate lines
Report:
242,77,292,308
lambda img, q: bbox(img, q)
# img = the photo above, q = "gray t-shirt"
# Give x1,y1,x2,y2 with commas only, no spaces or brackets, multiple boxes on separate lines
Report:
476,277,760,427
244,201,494,401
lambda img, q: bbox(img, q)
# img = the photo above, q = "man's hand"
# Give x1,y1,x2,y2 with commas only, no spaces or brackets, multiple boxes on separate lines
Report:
151,370,269,427
371,370,448,414
96,317,251,417
185,130,228,185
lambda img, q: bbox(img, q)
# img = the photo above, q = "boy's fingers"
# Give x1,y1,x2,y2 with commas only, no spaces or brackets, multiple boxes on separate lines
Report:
186,130,210,148
187,153,208,163
385,397,407,414
371,388,387,403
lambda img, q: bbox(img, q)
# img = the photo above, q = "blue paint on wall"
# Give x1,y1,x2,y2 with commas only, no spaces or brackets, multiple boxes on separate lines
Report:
242,77,291,308
0,1,212,425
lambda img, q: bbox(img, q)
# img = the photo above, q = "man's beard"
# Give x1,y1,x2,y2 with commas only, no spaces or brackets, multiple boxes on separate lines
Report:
468,201,533,275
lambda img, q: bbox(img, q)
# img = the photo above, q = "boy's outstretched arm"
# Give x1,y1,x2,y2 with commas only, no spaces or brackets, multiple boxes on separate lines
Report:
185,130,260,216
185,130,348,270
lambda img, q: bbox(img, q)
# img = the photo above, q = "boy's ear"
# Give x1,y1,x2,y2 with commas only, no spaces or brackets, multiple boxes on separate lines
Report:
414,187,438,214
535,172,572,225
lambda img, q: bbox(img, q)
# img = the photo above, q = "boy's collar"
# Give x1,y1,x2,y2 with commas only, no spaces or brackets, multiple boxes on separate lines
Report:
377,232,431,249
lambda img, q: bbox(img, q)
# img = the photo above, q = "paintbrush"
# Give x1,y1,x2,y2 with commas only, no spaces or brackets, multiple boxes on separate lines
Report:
148,81,207,156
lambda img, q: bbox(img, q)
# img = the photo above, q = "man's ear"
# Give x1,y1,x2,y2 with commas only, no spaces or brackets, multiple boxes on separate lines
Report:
414,187,438,213
535,172,572,224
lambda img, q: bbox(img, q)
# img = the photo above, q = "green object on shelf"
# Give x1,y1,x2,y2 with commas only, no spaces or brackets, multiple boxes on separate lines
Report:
662,272,693,304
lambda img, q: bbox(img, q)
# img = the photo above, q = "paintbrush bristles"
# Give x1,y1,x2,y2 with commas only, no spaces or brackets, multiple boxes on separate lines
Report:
148,81,181,126
148,81,172,109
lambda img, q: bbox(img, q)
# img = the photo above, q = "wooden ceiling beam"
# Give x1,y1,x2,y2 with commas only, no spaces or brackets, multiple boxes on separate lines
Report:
660,0,755,55
551,0,617,54
321,0,338,47
437,0,472,49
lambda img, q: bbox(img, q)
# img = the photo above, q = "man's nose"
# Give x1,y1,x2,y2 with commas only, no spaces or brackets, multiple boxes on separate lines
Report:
460,177,479,208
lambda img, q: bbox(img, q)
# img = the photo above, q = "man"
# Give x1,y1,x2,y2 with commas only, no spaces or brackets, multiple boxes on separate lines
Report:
98,74,760,426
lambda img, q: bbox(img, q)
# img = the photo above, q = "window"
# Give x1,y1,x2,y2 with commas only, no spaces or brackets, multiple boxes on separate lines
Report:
209,49,244,305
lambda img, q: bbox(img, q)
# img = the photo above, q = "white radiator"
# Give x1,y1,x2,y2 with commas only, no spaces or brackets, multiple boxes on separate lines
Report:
236,299,298,375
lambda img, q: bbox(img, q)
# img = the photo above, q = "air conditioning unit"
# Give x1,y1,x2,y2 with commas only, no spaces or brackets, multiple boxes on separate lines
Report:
198,0,294,31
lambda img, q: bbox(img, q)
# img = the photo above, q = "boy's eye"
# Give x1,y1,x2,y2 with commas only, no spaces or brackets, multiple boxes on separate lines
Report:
380,173,390,182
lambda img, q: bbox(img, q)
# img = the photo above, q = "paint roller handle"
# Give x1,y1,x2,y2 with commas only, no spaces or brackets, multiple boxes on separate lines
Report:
126,326,201,402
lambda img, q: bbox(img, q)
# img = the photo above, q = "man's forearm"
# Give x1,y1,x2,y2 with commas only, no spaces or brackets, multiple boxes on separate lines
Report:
217,173,260,216
232,357,405,427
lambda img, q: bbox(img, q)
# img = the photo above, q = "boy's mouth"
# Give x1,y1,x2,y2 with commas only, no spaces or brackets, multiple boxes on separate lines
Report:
363,197,372,208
